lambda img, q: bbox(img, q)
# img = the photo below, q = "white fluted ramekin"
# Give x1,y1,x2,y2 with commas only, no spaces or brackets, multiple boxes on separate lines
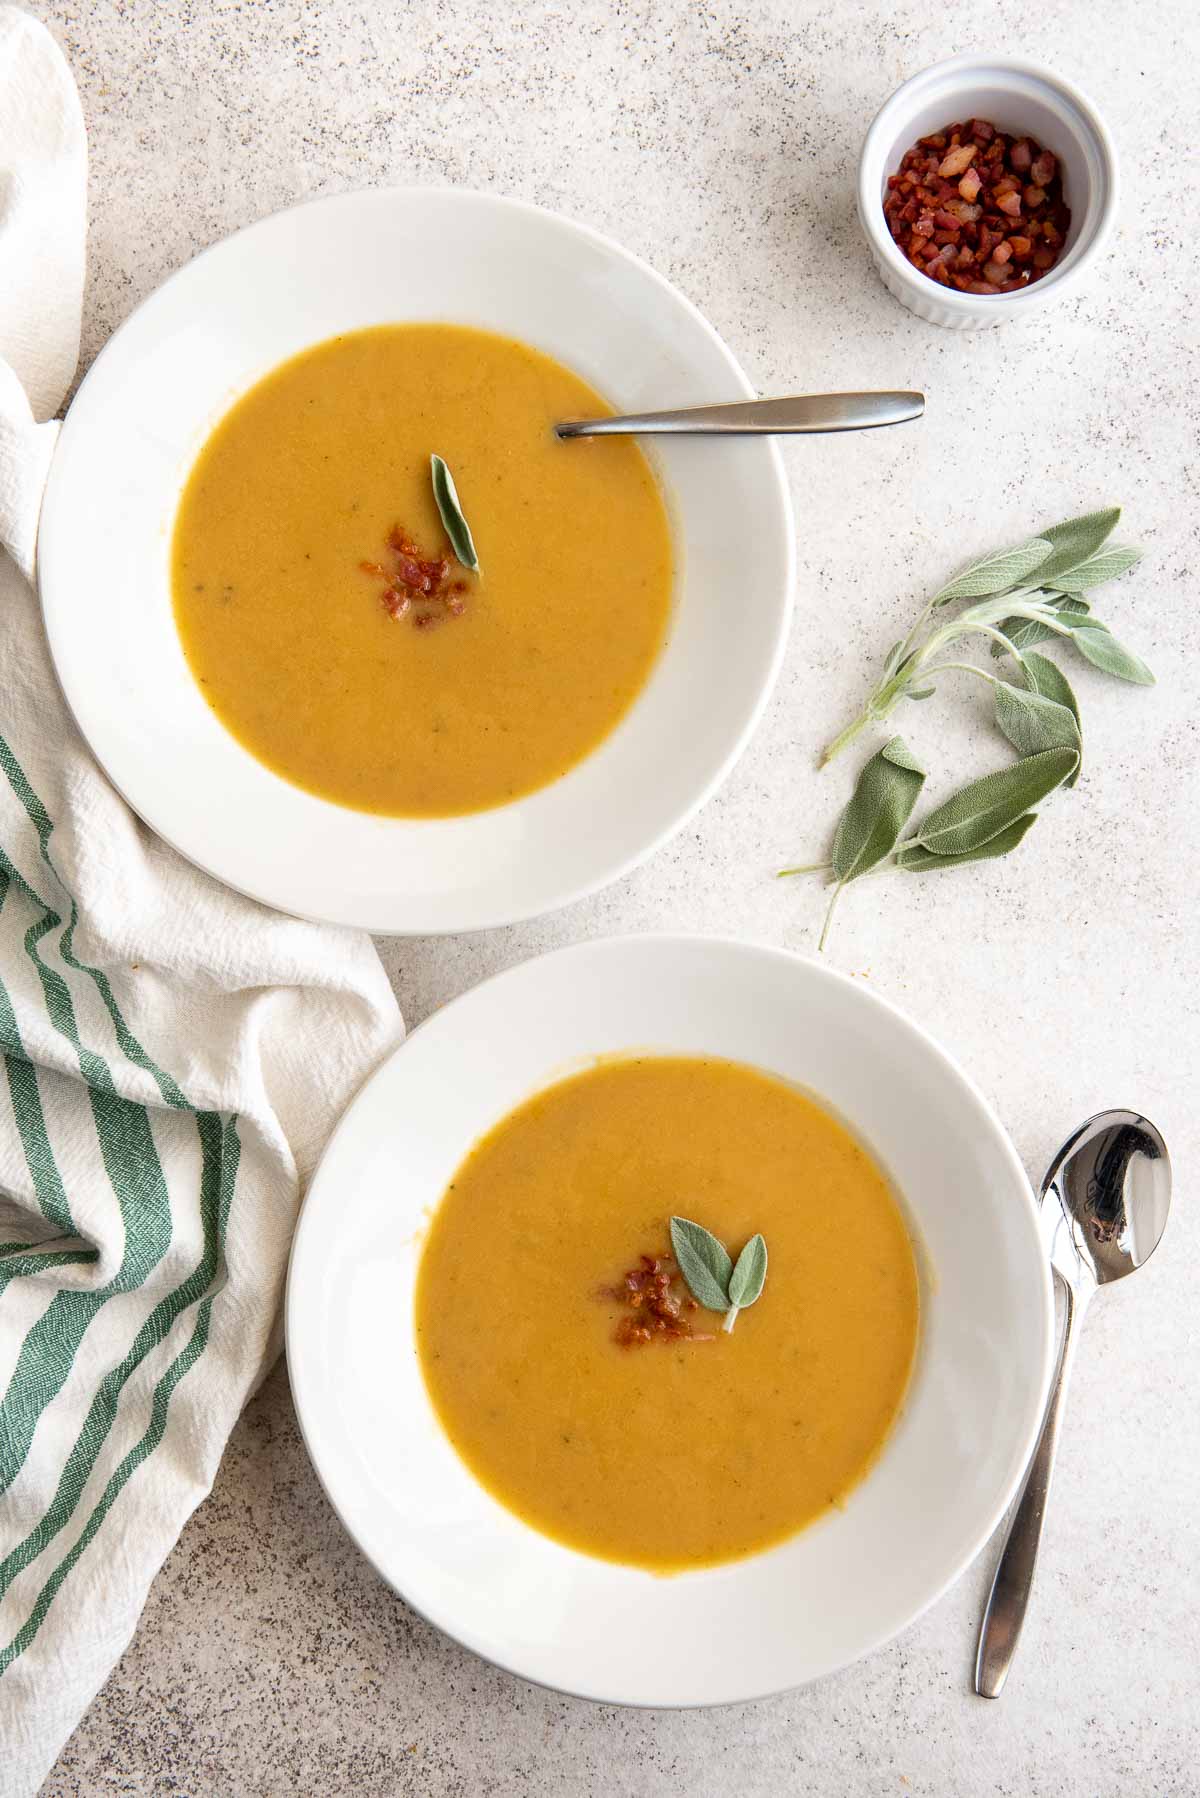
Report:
858,53,1118,330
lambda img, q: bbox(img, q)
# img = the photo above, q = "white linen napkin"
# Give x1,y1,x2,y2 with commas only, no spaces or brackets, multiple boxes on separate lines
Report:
0,12,403,1792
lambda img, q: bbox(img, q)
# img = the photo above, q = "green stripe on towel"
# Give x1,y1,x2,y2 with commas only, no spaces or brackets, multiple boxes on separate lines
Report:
0,1294,214,1676
0,732,188,1110
0,1111,238,1603
0,731,242,1668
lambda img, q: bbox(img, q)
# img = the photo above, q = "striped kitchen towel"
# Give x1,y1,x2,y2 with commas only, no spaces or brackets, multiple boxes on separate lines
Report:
0,11,403,1792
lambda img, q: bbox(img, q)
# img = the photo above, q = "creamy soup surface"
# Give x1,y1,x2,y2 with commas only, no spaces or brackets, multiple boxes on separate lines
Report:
172,324,672,817
416,1055,920,1572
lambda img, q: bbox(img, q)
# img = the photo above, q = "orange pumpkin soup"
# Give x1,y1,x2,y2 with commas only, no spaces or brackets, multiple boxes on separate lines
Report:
171,325,672,817
415,1055,920,1572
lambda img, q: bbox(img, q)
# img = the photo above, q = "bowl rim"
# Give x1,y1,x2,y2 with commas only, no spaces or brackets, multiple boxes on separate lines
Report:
37,186,796,936
857,51,1120,320
285,930,1057,1708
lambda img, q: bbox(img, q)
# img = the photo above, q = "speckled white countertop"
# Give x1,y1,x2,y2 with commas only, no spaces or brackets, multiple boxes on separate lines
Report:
31,1,1200,1793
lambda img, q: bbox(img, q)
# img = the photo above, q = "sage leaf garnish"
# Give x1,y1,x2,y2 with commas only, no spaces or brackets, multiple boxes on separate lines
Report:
906,748,1078,856
725,1234,768,1332
669,1217,768,1333
895,811,1039,870
430,453,481,574
933,537,1053,605
669,1216,732,1313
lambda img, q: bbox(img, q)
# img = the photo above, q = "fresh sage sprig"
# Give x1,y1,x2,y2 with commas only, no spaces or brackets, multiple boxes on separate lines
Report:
784,507,1154,948
819,507,1150,767
790,738,1079,947
430,453,481,574
782,738,924,949
669,1216,767,1334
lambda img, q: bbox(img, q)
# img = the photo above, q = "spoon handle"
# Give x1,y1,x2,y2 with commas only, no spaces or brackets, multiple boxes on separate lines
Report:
974,1268,1083,1698
556,391,924,437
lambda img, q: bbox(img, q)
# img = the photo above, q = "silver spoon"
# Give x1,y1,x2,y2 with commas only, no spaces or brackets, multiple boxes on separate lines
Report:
975,1109,1171,1698
555,391,924,438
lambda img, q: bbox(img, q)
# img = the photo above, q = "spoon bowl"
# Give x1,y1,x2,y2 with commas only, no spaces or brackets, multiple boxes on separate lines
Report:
1045,1110,1171,1287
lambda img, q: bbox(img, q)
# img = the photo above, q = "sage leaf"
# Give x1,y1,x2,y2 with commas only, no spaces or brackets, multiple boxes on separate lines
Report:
723,1232,768,1333
932,537,1053,605
994,680,1082,763
1032,507,1121,585
1024,652,1082,785
669,1216,732,1311
990,595,1090,658
909,747,1078,856
905,685,937,701
895,811,1039,870
430,453,481,573
728,1235,768,1308
830,737,925,884
1068,623,1155,685
1047,543,1143,593
881,638,908,681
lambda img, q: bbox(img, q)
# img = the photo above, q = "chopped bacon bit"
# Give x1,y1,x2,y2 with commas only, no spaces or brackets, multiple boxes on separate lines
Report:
359,524,472,627
882,118,1071,295
937,143,976,179
388,525,450,596
606,1253,715,1348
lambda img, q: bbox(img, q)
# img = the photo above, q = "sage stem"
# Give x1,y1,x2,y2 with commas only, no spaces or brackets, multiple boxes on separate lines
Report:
819,711,875,767
818,880,845,952
922,660,1001,689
